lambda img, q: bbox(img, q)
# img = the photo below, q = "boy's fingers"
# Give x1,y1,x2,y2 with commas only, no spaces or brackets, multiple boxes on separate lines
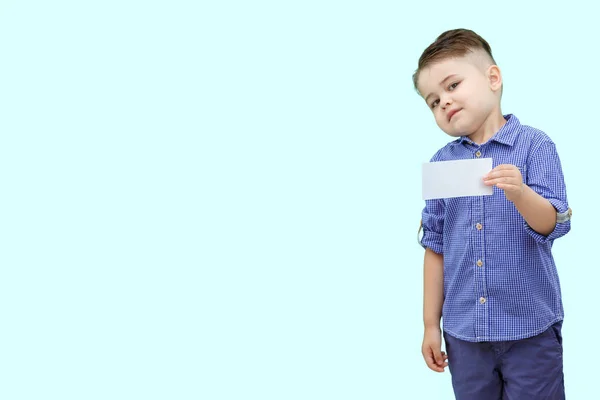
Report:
425,354,435,368
493,164,516,171
441,351,449,366
426,356,443,372
424,348,444,372
484,173,513,181
434,349,443,365
484,178,518,186
423,350,433,366
485,168,519,179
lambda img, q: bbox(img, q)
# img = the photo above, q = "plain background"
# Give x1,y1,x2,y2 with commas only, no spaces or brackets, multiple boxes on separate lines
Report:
1,0,596,399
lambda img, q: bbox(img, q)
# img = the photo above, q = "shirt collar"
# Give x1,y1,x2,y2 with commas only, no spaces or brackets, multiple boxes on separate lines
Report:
458,114,520,146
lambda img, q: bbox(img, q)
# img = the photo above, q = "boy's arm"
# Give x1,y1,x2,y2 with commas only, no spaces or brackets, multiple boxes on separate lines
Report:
511,185,556,236
484,165,556,235
422,247,447,372
484,139,571,239
423,247,444,329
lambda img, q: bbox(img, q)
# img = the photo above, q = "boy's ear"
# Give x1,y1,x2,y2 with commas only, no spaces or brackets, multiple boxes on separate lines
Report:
487,65,502,92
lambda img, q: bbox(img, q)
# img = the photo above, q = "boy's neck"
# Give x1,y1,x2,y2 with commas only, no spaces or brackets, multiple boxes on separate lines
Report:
467,109,507,145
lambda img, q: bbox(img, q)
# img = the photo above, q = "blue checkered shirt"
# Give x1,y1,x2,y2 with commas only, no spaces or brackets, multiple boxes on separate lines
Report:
420,114,571,342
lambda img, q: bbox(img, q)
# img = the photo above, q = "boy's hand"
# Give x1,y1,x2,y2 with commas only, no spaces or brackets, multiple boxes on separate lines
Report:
483,164,524,202
422,327,448,372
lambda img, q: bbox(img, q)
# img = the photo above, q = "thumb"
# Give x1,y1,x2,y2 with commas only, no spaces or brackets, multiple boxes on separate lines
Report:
434,348,443,365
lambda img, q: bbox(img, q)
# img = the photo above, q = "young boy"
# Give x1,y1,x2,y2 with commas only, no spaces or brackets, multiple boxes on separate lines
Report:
414,29,572,399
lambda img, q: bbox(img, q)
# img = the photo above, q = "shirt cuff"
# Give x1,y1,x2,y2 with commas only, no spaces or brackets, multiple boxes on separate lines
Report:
420,229,444,254
524,199,572,243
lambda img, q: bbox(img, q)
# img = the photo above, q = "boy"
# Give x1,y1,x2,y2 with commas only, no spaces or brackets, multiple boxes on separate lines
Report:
414,29,572,399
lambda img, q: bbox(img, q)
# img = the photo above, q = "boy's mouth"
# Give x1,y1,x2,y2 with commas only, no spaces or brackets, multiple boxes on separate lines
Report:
448,109,461,121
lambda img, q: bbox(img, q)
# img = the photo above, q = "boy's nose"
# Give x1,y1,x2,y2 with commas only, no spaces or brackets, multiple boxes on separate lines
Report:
440,96,452,109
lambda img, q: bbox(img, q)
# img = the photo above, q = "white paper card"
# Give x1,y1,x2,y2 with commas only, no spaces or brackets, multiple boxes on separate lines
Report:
422,158,493,200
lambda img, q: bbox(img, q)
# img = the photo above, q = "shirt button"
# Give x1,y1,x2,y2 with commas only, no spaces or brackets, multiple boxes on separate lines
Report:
479,297,486,304
476,223,483,230
475,151,482,157
477,260,483,267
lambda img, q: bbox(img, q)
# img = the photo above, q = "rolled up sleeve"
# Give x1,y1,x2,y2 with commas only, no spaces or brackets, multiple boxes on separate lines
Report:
524,140,571,243
420,198,445,254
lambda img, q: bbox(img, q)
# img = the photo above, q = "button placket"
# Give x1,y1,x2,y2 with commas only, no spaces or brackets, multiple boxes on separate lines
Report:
474,195,488,338
476,225,484,266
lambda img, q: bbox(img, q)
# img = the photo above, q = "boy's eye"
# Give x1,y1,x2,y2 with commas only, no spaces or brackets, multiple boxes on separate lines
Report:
448,82,459,90
430,99,440,109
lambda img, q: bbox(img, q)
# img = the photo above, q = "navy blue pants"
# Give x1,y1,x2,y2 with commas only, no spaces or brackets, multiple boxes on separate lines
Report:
443,322,565,400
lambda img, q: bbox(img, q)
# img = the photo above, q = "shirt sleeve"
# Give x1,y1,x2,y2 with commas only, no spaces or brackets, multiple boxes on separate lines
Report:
420,198,445,254
523,140,571,243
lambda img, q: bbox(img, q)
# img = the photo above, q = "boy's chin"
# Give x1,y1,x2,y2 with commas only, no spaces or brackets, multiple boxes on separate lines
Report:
442,129,466,138
441,122,473,138
438,121,469,138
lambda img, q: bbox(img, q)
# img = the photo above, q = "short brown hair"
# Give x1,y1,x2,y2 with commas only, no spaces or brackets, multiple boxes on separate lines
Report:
412,29,496,91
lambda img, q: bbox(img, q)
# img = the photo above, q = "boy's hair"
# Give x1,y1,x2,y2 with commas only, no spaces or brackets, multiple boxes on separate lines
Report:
412,29,496,91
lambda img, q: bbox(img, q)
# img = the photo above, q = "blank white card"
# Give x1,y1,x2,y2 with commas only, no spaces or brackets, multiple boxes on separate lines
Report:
422,158,493,200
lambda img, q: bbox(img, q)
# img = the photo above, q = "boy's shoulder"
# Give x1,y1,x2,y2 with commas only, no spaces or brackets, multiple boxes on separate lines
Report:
517,120,555,145
509,119,559,158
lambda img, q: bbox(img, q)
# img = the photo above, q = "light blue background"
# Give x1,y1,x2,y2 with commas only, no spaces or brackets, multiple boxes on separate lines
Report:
1,1,596,399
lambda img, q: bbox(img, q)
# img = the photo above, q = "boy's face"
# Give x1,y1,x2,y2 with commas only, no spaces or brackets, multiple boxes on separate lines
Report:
417,55,500,137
